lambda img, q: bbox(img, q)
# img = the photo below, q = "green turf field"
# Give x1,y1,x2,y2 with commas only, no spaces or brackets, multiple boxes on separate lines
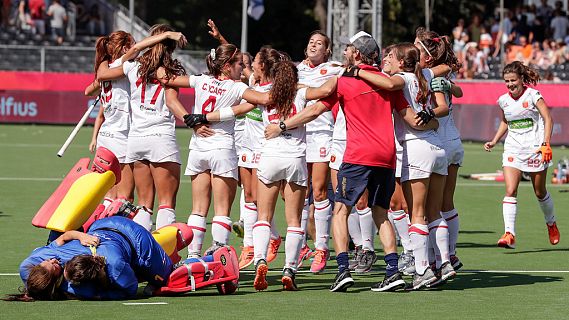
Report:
1,124,568,319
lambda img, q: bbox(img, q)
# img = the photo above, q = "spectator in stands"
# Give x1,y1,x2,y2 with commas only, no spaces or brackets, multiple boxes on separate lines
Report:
550,9,568,43
29,0,45,35
532,16,546,44
479,25,493,56
519,35,533,62
554,0,566,15
86,3,104,36
47,0,66,44
463,42,488,79
537,0,554,24
468,14,482,43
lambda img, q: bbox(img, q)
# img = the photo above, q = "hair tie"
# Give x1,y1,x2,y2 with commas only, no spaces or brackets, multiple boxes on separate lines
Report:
210,48,216,60
433,37,440,43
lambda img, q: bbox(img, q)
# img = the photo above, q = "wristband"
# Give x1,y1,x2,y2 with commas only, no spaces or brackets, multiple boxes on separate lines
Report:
219,107,235,121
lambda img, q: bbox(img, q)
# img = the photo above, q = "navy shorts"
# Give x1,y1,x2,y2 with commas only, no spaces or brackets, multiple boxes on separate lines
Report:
334,163,395,209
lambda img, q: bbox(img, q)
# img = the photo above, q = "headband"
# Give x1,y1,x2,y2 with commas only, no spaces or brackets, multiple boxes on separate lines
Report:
417,40,433,57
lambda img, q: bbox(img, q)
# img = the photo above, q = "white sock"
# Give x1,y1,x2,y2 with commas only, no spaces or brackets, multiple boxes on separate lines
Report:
428,238,435,265
270,216,280,240
428,217,450,268
409,224,429,275
242,202,258,247
239,188,245,222
253,220,271,264
538,192,556,225
285,227,304,269
300,199,309,247
357,207,375,251
389,209,411,253
212,216,232,245
314,199,332,250
348,209,363,247
187,214,207,256
441,209,459,256
133,206,153,232
156,205,176,230
503,196,517,235
103,197,113,209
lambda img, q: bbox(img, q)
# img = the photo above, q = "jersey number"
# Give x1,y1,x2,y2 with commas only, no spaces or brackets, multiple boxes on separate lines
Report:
136,78,163,106
267,104,297,123
201,95,217,115
527,158,541,168
102,81,113,103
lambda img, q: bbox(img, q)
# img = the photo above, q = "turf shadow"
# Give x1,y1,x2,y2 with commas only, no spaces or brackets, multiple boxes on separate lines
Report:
503,247,569,254
458,230,495,234
456,242,499,249
435,271,563,291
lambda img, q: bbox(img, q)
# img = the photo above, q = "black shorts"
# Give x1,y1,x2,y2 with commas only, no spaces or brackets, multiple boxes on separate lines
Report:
334,163,395,209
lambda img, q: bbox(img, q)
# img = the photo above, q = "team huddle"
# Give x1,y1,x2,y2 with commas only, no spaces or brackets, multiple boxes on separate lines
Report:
13,18,560,300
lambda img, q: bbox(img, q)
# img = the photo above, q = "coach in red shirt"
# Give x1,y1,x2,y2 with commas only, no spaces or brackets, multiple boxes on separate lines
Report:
265,31,427,293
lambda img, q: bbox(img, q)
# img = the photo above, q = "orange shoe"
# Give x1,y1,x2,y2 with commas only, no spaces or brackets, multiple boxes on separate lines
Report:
281,267,299,291
497,232,516,249
310,248,329,273
238,246,255,270
547,222,560,245
253,260,268,291
267,236,282,263
296,245,312,268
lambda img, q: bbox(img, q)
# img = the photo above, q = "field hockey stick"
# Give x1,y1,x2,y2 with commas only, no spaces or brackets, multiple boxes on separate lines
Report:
57,97,100,157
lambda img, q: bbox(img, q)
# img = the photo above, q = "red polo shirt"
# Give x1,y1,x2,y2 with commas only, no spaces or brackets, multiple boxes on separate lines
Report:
320,64,408,168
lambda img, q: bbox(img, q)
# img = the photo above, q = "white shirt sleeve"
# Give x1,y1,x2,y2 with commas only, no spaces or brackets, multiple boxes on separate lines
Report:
189,75,199,88
122,60,135,76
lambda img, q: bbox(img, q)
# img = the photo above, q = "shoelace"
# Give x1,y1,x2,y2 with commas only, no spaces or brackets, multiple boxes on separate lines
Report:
313,250,326,263
269,239,280,252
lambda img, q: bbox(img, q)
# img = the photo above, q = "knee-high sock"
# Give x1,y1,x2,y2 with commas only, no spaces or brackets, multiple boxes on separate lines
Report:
357,207,375,251
314,199,332,250
300,198,310,247
441,209,459,256
133,206,153,232
285,227,304,269
348,209,362,247
538,192,556,225
239,188,245,222
428,217,450,269
242,202,258,247
156,205,176,230
503,196,517,235
253,220,271,264
389,209,411,253
428,237,435,265
187,214,207,256
212,216,232,245
270,216,280,240
409,223,429,275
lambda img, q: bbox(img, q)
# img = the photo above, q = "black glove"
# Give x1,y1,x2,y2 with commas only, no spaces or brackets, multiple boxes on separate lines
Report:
342,65,360,78
416,108,436,125
183,113,209,128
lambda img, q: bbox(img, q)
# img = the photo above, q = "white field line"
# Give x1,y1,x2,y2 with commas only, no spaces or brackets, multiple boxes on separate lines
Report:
1,176,567,188
0,143,83,148
123,302,168,305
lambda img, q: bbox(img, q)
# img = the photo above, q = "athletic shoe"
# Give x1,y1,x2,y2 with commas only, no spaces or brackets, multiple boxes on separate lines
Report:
329,269,354,292
409,267,437,290
497,232,516,249
370,272,406,292
232,220,245,238
204,241,224,256
267,236,282,263
296,245,313,268
354,249,377,273
310,248,329,273
187,252,201,260
348,246,363,271
253,259,268,291
428,262,456,288
450,255,463,271
398,252,415,276
238,246,255,270
281,268,299,291
547,222,560,245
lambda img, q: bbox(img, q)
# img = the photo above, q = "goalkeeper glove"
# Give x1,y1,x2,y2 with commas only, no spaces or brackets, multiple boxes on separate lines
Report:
416,108,436,125
184,114,209,128
430,77,452,92
537,142,553,163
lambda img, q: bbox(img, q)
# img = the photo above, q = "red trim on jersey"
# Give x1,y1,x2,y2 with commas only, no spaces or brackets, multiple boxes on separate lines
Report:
408,225,429,235
189,226,207,232
213,220,232,231
258,81,272,86
508,86,528,101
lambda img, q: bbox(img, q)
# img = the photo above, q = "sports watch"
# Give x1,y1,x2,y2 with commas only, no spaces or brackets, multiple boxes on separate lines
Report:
279,121,287,132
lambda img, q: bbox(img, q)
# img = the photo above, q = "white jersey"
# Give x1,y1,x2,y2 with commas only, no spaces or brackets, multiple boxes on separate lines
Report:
99,56,130,139
498,87,545,153
243,82,271,151
122,61,175,137
189,75,249,151
297,60,343,133
393,71,438,143
424,69,461,142
261,88,308,158
332,105,346,142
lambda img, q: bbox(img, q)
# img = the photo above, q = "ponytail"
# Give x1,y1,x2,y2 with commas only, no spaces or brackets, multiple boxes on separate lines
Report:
94,35,110,75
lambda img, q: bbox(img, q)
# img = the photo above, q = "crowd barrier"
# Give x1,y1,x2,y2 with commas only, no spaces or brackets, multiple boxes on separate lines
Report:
1,72,568,144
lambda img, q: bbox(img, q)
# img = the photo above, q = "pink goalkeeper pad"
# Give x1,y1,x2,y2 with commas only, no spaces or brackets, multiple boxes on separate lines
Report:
91,147,121,184
32,158,91,228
